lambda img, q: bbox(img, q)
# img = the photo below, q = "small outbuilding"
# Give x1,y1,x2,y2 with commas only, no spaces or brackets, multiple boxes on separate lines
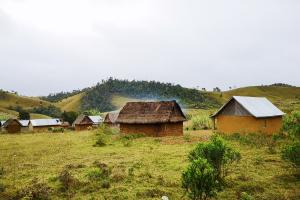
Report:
104,112,119,128
211,96,285,134
29,119,62,132
72,115,102,131
116,100,186,137
2,119,30,133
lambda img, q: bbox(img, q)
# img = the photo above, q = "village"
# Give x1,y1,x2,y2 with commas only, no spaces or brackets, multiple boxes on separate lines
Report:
0,97,285,136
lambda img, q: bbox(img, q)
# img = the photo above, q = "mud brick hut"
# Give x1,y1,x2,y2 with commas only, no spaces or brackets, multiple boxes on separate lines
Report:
211,96,285,134
29,119,62,132
116,101,186,137
104,112,120,128
72,115,102,131
2,119,30,133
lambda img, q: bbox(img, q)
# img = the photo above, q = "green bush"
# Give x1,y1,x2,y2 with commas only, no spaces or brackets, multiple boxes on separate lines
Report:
240,192,254,200
182,158,218,200
283,111,300,139
281,142,300,167
189,135,241,180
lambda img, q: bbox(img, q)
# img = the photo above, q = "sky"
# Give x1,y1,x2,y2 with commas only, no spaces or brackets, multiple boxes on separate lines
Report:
0,0,299,96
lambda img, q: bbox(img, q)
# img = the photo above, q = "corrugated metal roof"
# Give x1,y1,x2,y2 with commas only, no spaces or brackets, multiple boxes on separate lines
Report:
212,96,285,118
30,119,61,127
19,120,30,127
88,116,103,124
233,96,285,117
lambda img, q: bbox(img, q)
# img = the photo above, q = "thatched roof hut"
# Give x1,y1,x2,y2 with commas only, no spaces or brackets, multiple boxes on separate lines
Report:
3,119,30,133
72,115,102,131
116,100,186,137
104,111,119,127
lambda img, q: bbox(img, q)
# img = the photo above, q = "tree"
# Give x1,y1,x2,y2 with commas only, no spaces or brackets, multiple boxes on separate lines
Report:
18,110,30,120
61,111,78,125
189,135,241,181
182,158,218,200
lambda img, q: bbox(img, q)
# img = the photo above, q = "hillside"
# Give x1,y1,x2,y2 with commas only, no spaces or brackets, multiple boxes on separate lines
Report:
209,86,300,112
55,92,86,112
0,90,52,120
1,83,299,120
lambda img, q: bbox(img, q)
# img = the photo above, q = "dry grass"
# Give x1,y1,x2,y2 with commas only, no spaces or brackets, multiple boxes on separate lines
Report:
55,92,85,112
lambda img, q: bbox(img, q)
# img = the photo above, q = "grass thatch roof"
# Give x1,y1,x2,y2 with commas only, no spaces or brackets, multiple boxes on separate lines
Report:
116,100,186,124
104,111,119,124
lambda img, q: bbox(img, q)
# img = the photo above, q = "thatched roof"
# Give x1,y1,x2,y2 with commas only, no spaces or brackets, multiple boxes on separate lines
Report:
72,114,93,126
116,100,186,124
104,111,119,124
3,119,29,128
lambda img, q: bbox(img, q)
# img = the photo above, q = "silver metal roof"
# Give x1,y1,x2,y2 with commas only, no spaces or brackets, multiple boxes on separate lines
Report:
1,121,6,126
30,119,61,127
88,116,103,124
212,96,285,118
19,120,30,127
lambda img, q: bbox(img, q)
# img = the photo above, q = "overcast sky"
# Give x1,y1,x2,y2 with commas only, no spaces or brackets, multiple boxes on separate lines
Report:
0,0,299,96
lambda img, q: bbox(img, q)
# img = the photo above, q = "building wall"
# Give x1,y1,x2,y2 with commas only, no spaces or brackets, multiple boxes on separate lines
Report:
32,125,61,132
120,122,183,137
215,115,282,135
75,124,92,131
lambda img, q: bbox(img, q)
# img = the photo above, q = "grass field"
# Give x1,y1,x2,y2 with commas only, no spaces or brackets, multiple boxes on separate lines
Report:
0,130,299,200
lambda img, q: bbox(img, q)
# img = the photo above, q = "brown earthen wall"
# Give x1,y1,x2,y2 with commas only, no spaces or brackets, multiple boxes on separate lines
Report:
120,122,183,137
215,115,282,135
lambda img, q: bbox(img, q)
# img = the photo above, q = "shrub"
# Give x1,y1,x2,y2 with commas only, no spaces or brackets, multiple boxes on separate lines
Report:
15,178,52,200
0,166,4,178
189,135,241,180
283,111,300,139
58,169,80,192
182,158,218,200
94,133,107,147
0,182,5,192
281,142,300,167
101,180,110,189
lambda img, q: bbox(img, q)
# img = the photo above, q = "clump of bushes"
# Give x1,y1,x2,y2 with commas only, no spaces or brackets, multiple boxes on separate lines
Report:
281,141,300,167
281,111,300,167
93,125,118,147
182,135,241,200
15,178,52,200
58,169,80,192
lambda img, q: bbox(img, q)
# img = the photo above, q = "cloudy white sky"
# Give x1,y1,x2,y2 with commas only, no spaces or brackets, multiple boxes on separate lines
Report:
0,0,299,96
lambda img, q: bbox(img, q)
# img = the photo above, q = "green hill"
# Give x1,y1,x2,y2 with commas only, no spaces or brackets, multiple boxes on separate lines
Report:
1,82,299,120
0,90,52,120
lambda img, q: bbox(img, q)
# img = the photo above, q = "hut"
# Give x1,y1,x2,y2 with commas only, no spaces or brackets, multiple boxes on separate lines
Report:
72,115,102,131
0,120,5,132
116,101,186,137
2,119,30,133
29,119,62,132
104,112,119,128
211,96,285,134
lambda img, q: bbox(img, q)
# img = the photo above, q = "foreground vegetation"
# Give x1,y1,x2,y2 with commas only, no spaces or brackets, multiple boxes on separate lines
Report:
0,127,299,199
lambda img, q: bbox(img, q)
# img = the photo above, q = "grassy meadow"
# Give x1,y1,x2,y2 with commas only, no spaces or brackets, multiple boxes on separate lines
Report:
0,129,299,200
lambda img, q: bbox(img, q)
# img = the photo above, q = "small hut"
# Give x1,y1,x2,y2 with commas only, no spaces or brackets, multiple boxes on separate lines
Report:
72,115,102,131
211,96,285,134
104,112,119,128
116,101,186,137
29,119,62,132
2,119,30,133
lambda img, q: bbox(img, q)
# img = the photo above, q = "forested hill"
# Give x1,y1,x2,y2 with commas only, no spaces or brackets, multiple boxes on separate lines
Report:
42,78,220,112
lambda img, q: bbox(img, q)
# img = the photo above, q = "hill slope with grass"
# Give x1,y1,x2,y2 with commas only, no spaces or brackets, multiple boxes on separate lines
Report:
0,90,52,120
209,86,300,112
